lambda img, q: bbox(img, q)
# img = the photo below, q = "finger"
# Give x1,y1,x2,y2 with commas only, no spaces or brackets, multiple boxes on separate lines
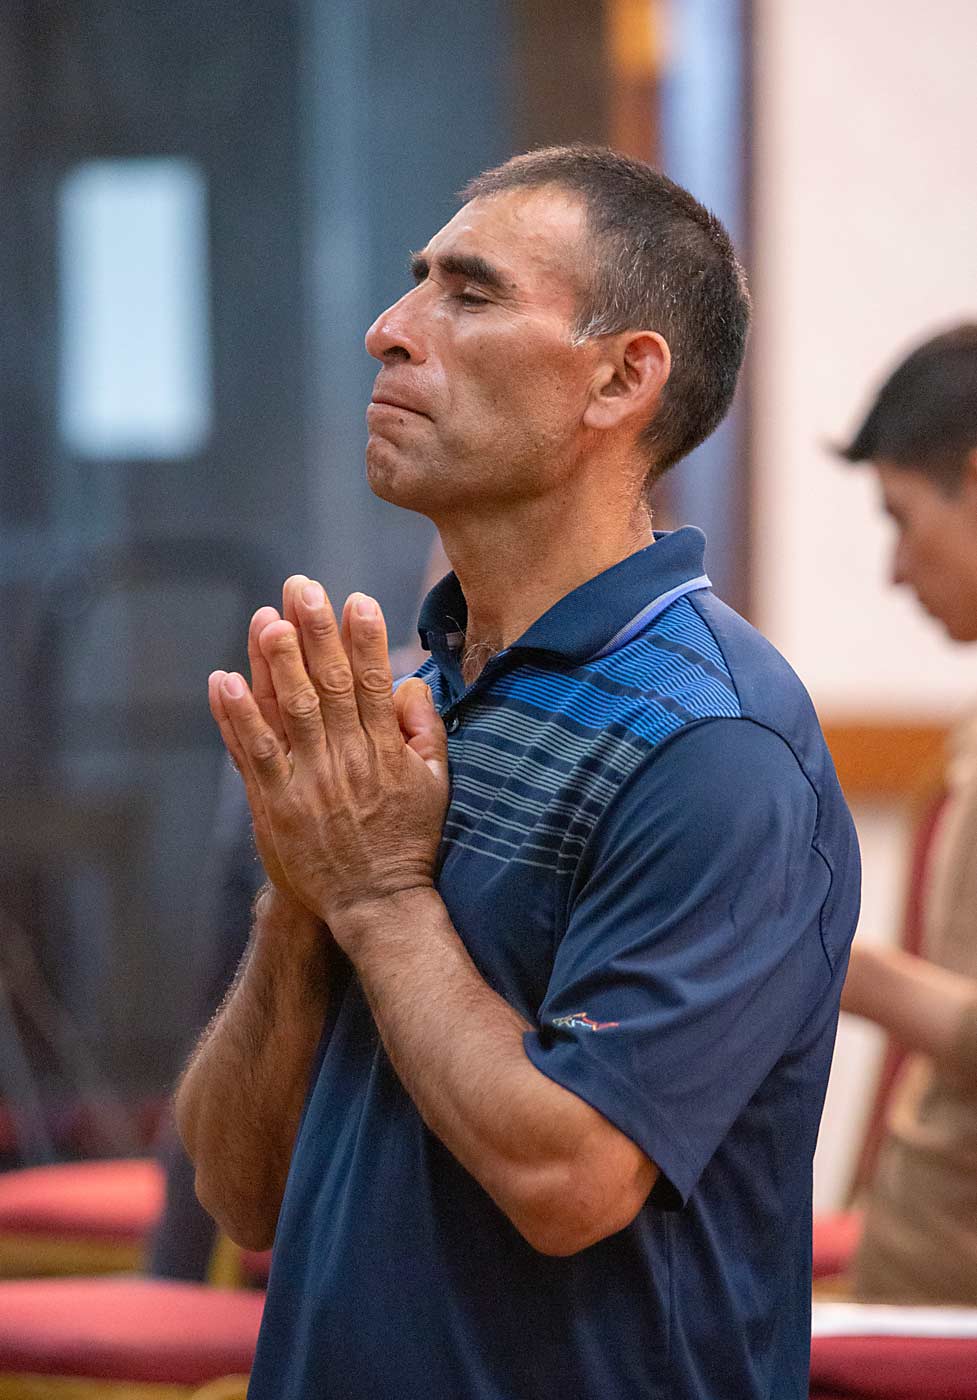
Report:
258,618,334,755
395,678,449,783
210,673,278,855
291,582,363,745
345,593,401,748
215,671,292,797
281,575,312,673
339,595,354,667
248,607,286,742
208,670,253,779
282,575,310,631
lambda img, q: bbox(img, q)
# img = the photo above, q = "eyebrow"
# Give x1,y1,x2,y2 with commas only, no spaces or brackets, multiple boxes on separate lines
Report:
409,250,512,295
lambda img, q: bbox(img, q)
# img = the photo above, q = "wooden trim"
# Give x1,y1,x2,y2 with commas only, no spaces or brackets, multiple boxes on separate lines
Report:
822,721,948,800
0,1378,191,1400
605,0,663,164
0,1234,144,1279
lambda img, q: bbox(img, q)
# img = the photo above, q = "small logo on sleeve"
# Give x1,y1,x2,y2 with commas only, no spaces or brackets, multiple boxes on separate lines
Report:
551,1011,620,1032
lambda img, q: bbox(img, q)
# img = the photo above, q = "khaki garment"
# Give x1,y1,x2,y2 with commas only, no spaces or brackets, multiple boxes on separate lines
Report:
854,710,977,1303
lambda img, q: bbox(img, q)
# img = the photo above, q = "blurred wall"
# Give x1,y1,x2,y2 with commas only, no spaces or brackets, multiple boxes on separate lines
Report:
752,0,977,1208
0,0,624,1112
752,0,977,715
303,0,514,646
0,0,514,1099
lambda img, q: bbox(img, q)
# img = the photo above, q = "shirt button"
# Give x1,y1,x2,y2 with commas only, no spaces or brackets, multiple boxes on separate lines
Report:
447,716,460,733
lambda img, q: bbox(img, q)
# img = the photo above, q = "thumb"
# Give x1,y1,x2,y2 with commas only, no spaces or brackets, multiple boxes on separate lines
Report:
395,678,448,780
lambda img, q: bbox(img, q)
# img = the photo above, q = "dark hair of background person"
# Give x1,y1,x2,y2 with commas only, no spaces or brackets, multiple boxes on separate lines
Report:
836,323,977,494
462,145,752,485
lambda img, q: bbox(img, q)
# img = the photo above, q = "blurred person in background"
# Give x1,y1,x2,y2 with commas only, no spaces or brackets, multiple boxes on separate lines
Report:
177,147,859,1400
838,324,977,1303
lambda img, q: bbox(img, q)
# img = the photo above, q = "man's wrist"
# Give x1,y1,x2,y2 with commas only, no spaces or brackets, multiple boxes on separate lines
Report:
255,883,328,945
329,883,443,960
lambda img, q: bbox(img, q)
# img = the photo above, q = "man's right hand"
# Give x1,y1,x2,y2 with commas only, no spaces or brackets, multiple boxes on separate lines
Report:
209,576,318,901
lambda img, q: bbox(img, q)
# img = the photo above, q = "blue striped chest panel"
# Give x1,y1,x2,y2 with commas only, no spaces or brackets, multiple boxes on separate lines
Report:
419,596,741,1020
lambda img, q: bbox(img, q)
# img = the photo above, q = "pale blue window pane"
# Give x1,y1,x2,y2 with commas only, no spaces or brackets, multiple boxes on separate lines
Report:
58,158,213,460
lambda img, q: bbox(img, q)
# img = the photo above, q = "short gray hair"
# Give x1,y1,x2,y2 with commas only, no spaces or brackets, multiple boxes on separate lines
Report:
463,145,751,482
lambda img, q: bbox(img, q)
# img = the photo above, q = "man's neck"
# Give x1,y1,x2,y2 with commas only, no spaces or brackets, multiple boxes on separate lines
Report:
437,487,655,685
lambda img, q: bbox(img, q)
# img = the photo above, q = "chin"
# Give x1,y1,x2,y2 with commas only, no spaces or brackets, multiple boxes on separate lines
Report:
946,618,977,644
365,436,405,488
365,444,431,513
366,440,471,518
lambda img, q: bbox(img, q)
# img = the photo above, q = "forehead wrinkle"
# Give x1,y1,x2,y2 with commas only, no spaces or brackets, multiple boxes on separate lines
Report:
414,189,592,318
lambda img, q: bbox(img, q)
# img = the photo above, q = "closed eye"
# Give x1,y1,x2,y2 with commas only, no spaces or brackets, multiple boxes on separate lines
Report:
409,249,511,300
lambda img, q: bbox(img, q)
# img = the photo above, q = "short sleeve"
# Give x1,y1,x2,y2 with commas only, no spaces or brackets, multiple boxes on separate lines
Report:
523,717,837,1206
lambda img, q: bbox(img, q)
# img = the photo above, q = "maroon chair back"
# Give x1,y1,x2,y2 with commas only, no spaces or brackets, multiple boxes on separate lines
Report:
811,1331,977,1399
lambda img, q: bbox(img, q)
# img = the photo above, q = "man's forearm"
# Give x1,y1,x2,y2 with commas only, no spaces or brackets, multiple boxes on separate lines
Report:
209,585,653,1253
337,888,655,1256
175,887,332,1249
842,944,977,1072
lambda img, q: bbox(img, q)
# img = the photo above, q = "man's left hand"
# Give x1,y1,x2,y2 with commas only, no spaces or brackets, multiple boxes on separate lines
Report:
211,578,449,935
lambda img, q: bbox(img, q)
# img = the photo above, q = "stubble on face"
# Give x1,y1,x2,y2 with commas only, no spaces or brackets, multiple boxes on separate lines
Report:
364,188,601,522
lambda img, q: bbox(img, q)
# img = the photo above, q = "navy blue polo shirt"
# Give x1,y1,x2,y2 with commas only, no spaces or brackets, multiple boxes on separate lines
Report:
248,527,860,1400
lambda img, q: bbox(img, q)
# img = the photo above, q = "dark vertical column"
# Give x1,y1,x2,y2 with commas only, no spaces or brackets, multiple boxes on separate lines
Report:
301,0,515,644
0,0,312,1090
0,6,54,532
509,0,610,151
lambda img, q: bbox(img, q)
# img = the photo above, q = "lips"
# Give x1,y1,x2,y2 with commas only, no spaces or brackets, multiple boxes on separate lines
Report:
369,387,430,418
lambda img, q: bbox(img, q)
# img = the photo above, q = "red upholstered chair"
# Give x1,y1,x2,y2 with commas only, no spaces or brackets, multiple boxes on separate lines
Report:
812,791,946,1293
0,1159,164,1278
810,1336,977,1399
810,1303,977,1399
0,1276,263,1397
811,1209,865,1289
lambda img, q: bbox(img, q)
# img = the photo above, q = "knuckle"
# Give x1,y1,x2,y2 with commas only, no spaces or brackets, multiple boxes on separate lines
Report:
250,731,282,766
358,665,392,698
341,744,371,784
304,614,338,644
283,687,321,721
265,628,299,657
311,663,354,700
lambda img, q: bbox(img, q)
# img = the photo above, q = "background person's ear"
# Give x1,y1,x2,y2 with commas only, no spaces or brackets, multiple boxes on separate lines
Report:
583,332,671,433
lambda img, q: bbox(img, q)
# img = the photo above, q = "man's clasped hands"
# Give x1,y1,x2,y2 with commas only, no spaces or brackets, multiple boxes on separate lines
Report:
208,575,449,947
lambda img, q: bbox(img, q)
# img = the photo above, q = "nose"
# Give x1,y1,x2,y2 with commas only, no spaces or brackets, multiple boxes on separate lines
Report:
365,287,427,364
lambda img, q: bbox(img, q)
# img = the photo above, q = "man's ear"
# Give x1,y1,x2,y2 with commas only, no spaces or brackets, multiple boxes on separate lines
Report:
583,331,671,434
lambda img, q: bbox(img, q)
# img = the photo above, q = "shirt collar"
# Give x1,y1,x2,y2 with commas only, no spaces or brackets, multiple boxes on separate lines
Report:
417,526,710,667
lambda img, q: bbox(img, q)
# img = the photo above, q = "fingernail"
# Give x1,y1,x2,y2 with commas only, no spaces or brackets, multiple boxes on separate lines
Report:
355,594,378,619
223,673,245,699
302,582,324,608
